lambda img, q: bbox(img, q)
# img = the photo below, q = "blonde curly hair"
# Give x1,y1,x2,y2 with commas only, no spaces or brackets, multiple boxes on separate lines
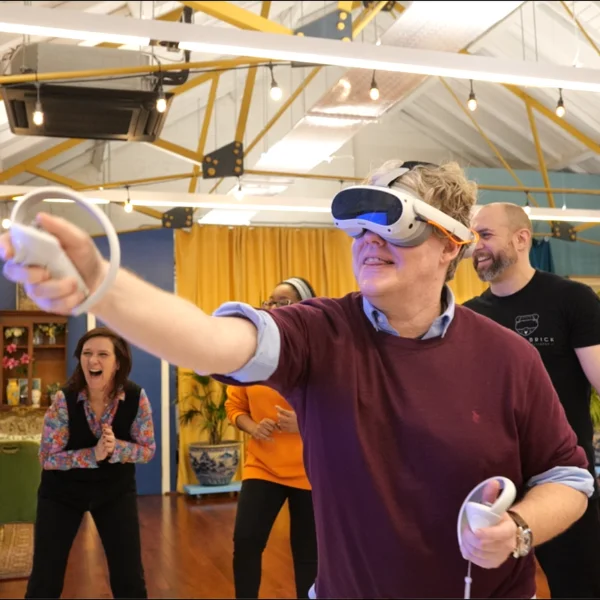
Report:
364,160,478,281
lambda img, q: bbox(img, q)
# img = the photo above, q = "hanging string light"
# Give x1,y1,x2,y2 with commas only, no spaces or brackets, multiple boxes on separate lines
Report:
369,71,380,101
467,80,478,112
268,63,282,101
32,79,44,126
555,89,566,118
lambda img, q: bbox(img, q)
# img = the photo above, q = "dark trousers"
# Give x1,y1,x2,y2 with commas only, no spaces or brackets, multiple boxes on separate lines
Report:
536,496,600,598
233,478,318,599
25,489,147,599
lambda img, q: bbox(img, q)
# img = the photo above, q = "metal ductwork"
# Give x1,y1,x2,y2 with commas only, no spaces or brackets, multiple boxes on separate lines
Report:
255,1,525,175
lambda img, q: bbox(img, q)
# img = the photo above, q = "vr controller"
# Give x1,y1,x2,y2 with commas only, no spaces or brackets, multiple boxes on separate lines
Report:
9,187,121,316
458,476,517,599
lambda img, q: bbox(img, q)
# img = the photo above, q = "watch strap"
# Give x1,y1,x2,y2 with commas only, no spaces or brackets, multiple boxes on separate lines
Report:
507,509,533,557
506,509,529,530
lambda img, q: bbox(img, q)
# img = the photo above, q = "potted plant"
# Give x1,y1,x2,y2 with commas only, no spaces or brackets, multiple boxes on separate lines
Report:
3,344,32,406
178,373,241,486
39,323,65,345
4,327,25,346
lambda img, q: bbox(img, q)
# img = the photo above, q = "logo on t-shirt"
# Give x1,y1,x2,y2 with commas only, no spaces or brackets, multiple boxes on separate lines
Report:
515,314,539,337
514,313,555,347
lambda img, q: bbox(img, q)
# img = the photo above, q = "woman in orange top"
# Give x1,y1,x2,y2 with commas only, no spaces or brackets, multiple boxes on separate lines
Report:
225,277,318,600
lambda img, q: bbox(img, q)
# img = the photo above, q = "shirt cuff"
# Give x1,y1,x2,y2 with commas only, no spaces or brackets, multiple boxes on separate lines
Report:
527,466,595,498
210,302,281,383
108,440,126,463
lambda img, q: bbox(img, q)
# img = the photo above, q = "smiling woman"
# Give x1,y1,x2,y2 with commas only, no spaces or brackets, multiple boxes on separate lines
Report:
25,327,156,600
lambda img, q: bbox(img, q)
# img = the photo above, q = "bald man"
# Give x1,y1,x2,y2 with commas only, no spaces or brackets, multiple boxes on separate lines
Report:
464,202,600,598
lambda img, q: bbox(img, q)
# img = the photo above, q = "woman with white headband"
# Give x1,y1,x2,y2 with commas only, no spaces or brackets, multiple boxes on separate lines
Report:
225,276,317,599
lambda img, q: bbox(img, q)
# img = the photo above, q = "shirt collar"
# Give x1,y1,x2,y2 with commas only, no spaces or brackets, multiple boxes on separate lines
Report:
77,387,126,403
362,285,456,339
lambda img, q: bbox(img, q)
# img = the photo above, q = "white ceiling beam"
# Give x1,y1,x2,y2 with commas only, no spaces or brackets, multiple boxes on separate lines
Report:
550,150,598,171
450,79,566,163
398,113,493,168
402,104,498,168
427,90,539,168
0,1,129,56
90,141,107,172
0,185,333,214
2,4,600,91
0,127,16,150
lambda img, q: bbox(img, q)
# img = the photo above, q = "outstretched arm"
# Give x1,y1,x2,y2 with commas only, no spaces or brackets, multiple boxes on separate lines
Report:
94,266,259,375
0,214,259,375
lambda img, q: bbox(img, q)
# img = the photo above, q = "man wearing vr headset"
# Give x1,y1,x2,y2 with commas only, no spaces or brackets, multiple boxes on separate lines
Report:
465,202,600,599
0,161,593,599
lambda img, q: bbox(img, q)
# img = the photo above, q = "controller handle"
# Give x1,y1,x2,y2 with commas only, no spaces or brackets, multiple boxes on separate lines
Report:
457,477,517,599
9,187,121,317
458,476,516,538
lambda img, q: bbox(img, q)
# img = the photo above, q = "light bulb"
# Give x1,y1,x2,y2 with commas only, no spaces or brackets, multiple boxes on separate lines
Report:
467,94,477,112
124,201,133,213
234,184,244,201
32,101,44,126
270,83,282,101
524,205,531,215
556,102,566,118
2,218,11,229
156,96,167,113
370,85,380,101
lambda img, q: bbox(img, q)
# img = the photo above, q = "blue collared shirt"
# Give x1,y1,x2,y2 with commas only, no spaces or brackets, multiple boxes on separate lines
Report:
362,286,455,339
212,288,594,498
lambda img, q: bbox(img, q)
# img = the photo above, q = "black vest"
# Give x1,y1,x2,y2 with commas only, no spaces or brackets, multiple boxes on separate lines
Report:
40,381,141,495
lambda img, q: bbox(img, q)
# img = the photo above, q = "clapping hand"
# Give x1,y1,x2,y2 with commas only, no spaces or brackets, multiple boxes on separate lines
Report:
251,418,278,442
275,406,299,434
95,424,116,461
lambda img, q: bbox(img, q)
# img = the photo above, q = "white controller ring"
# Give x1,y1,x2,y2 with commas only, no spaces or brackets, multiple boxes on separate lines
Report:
9,186,121,317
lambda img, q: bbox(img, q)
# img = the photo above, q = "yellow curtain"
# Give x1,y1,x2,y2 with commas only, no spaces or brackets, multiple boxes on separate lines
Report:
448,259,489,305
174,225,357,491
174,225,486,490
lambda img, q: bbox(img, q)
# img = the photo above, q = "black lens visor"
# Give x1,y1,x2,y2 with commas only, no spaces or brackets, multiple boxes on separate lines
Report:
331,188,403,226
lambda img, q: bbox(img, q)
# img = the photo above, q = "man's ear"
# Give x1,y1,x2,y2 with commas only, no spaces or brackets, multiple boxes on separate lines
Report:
442,237,461,265
515,228,532,251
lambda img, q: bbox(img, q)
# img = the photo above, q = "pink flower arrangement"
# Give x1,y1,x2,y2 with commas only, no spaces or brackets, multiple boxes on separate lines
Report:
3,344,32,377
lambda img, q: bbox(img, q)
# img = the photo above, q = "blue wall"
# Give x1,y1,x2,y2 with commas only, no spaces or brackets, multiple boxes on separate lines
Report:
467,168,600,276
95,228,176,496
0,229,176,496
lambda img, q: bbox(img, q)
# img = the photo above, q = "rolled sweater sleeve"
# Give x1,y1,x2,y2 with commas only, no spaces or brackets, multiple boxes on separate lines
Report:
211,302,281,383
211,301,313,399
518,347,594,497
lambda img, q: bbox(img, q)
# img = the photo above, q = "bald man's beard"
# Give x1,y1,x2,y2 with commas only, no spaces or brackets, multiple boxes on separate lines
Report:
473,244,518,283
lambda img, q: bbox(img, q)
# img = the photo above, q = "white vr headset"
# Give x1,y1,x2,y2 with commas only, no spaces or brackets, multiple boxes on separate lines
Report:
331,162,477,249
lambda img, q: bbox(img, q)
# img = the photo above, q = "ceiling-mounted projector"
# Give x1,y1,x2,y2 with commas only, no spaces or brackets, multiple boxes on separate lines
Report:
0,44,173,142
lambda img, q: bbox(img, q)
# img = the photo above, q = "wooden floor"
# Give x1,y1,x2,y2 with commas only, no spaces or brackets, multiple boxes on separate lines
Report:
0,494,550,599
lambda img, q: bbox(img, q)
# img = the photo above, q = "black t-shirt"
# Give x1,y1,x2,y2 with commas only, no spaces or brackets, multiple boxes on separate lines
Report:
464,270,600,482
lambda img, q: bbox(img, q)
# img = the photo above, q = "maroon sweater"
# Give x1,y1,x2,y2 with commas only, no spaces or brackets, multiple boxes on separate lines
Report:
216,293,587,598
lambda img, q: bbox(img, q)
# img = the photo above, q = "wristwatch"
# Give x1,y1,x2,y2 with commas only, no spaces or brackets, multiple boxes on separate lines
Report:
507,509,533,558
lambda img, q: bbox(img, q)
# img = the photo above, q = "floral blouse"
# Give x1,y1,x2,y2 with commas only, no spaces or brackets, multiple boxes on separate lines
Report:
39,388,156,470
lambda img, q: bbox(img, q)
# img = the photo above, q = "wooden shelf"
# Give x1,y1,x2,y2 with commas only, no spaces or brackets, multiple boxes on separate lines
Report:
0,404,47,412
1,311,67,409
4,344,66,350
34,345,66,350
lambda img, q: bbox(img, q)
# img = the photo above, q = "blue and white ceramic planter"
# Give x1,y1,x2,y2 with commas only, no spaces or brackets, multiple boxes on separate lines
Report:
189,440,241,486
